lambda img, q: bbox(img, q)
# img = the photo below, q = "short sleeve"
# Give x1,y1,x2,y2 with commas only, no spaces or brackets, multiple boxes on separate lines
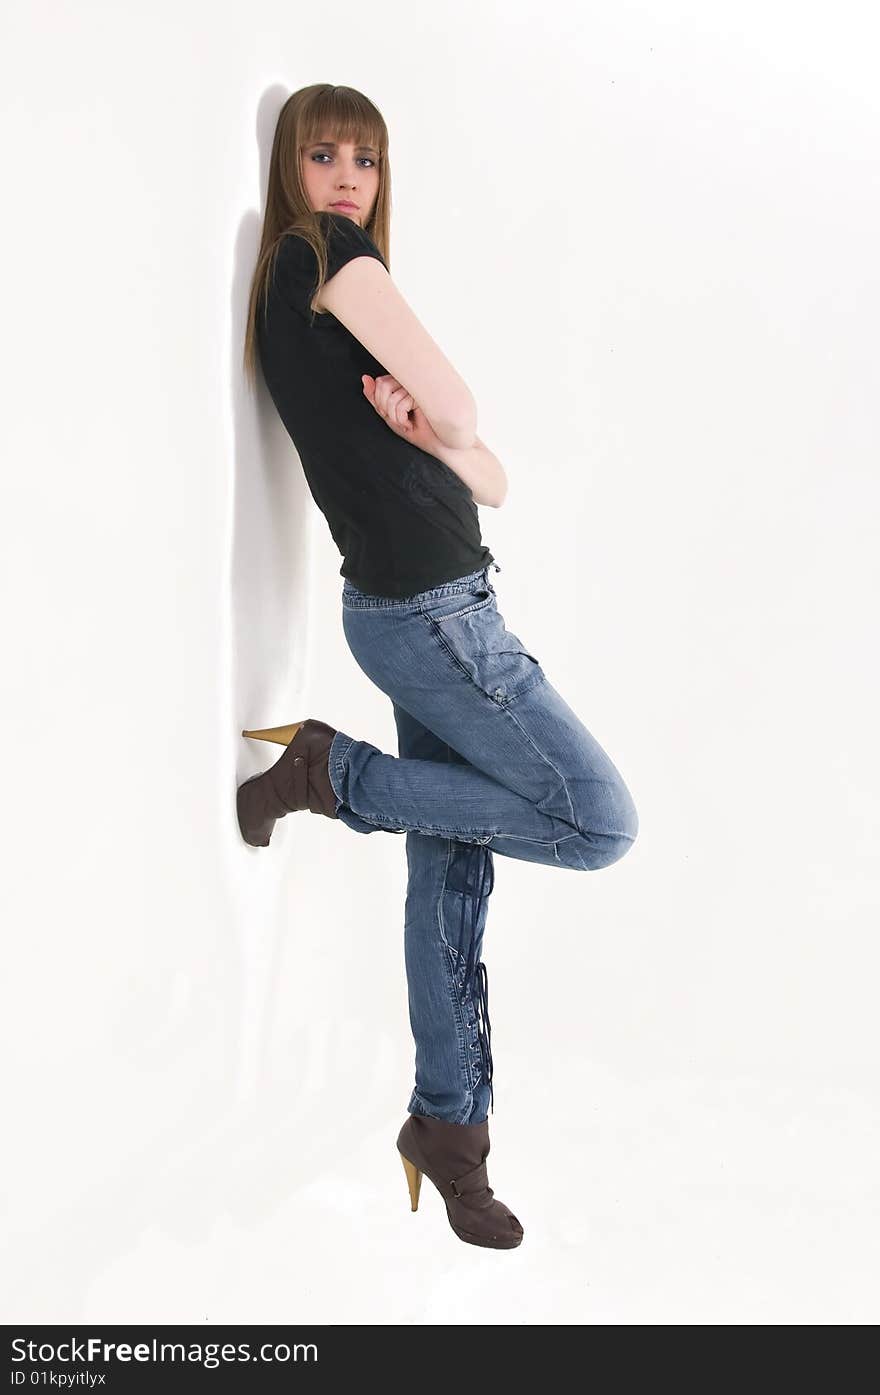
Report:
276,212,388,325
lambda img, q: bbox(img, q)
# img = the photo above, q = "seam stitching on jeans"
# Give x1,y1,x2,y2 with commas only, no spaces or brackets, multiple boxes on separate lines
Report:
500,705,582,832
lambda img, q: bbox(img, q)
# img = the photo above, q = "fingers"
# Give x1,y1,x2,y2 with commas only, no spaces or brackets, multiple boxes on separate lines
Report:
376,376,409,424
389,389,414,425
364,373,414,426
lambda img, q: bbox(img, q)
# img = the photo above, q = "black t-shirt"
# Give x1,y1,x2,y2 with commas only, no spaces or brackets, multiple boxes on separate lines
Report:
256,211,494,597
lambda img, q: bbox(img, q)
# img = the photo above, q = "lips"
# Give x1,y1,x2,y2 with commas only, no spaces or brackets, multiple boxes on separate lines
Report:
330,201,358,210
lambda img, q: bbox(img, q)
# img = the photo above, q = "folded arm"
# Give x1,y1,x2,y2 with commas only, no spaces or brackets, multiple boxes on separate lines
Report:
431,434,508,509
317,255,478,451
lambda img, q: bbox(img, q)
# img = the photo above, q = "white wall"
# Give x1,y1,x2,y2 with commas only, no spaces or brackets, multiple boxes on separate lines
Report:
2,0,878,1324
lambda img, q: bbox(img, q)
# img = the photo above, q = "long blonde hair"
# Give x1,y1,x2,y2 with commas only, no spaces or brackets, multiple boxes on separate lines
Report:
242,84,392,392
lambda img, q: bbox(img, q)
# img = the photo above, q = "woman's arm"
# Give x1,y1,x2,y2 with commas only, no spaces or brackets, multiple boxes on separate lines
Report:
362,375,508,507
431,435,509,509
318,257,477,450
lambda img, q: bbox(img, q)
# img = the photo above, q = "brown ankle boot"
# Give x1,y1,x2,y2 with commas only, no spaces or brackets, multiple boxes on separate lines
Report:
237,717,339,847
397,1113,523,1250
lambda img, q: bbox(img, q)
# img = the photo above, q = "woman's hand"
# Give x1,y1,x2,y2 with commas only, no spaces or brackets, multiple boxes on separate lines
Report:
361,374,443,455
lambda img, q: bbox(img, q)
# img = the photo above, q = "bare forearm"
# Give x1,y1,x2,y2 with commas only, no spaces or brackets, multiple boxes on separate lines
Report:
432,435,509,508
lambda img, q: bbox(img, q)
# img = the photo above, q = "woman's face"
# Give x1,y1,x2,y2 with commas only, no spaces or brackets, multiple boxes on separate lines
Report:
300,136,380,228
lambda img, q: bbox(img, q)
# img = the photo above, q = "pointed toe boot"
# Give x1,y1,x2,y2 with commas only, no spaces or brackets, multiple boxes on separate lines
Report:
237,717,339,847
397,1113,524,1250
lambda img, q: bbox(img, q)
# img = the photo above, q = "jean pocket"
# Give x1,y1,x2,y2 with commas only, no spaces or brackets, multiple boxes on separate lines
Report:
419,584,494,623
423,595,545,704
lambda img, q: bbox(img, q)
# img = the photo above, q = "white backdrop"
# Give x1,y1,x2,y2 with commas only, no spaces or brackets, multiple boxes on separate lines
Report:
2,0,878,1324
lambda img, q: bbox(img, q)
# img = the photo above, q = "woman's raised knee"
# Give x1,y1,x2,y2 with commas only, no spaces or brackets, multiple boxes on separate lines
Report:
568,800,638,870
592,828,637,868
570,778,639,860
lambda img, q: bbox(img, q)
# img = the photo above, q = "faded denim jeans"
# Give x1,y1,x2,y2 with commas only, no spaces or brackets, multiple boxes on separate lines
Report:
326,561,639,1125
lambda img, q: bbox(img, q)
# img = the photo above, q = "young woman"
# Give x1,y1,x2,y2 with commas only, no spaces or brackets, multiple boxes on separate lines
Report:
240,84,639,1251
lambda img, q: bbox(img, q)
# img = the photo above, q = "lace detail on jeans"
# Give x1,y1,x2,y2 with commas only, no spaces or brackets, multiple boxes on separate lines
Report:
474,960,493,1113
454,842,495,1114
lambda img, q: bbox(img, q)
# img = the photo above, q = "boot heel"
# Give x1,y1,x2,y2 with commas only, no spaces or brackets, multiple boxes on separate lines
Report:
241,721,306,746
399,1152,423,1211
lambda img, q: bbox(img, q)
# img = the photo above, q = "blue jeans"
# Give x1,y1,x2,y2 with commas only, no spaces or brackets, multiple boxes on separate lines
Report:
326,562,639,1125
